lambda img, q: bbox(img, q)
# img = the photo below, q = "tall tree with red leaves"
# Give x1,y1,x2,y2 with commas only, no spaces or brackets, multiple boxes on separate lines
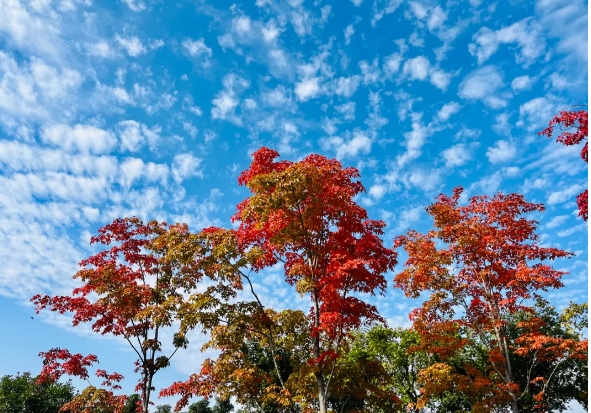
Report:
394,187,583,413
159,147,398,413
538,107,588,221
31,218,196,413
231,148,398,413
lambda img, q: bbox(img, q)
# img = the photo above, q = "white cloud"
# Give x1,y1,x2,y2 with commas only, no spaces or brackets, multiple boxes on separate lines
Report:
351,0,364,5
395,205,424,232
233,16,252,35
0,53,83,121
511,75,533,93
369,184,387,200
30,58,82,100
409,1,428,19
384,53,403,76
320,6,331,22
295,77,321,101
437,101,461,121
114,34,146,56
492,112,512,135
117,120,144,152
547,183,586,205
263,85,291,107
546,214,570,229
429,69,451,91
546,72,570,91
442,143,472,167
359,59,381,85
120,158,168,188
535,0,588,63
212,92,239,122
0,140,118,177
211,73,250,124
121,0,146,11
290,9,313,37
321,131,372,160
486,140,516,163
371,0,403,26
405,168,442,192
396,112,436,167
525,143,585,177
335,101,356,121
182,38,212,58
41,124,116,154
344,24,355,45
402,56,429,80
469,18,546,67
516,96,561,132
334,75,361,98
87,41,115,58
556,223,587,237
0,0,63,60
401,56,451,90
261,20,282,43
471,171,503,194
522,177,547,193
243,98,257,110
172,153,203,183
427,6,447,31
458,66,508,108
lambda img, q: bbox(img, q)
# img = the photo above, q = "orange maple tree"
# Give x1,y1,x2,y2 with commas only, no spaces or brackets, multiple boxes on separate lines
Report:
31,218,197,413
394,187,583,413
538,107,588,221
160,147,398,413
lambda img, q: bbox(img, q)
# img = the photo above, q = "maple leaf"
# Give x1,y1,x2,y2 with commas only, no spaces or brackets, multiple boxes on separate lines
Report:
538,107,588,221
163,147,397,413
395,187,578,412
31,218,200,413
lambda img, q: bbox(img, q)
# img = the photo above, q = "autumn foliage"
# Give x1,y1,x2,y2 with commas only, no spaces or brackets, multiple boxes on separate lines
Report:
539,107,588,221
31,218,197,413
394,187,585,412
159,148,398,413
27,146,587,413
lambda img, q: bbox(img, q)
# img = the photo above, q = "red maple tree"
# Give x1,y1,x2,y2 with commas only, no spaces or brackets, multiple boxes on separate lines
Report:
31,218,194,413
160,147,398,413
394,187,581,413
538,107,588,221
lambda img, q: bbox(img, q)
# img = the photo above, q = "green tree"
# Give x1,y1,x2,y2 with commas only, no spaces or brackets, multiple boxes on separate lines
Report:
350,325,475,413
0,372,75,413
211,398,234,413
155,405,173,413
124,394,141,413
188,399,212,413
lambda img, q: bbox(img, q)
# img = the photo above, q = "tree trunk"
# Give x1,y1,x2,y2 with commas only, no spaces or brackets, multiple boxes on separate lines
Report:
511,400,519,413
312,292,327,413
316,371,328,413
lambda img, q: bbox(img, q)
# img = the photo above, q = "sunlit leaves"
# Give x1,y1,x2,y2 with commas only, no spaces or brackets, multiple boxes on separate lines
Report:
31,218,202,413
395,187,579,411
232,147,398,412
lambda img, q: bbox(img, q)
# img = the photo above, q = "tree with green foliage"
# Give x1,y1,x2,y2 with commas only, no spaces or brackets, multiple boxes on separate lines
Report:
188,399,212,413
188,398,234,413
155,405,173,413
124,394,141,413
0,372,75,413
212,398,234,413
349,325,474,413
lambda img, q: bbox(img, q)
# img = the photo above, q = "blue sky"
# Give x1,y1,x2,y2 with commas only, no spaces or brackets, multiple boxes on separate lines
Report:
0,0,587,411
